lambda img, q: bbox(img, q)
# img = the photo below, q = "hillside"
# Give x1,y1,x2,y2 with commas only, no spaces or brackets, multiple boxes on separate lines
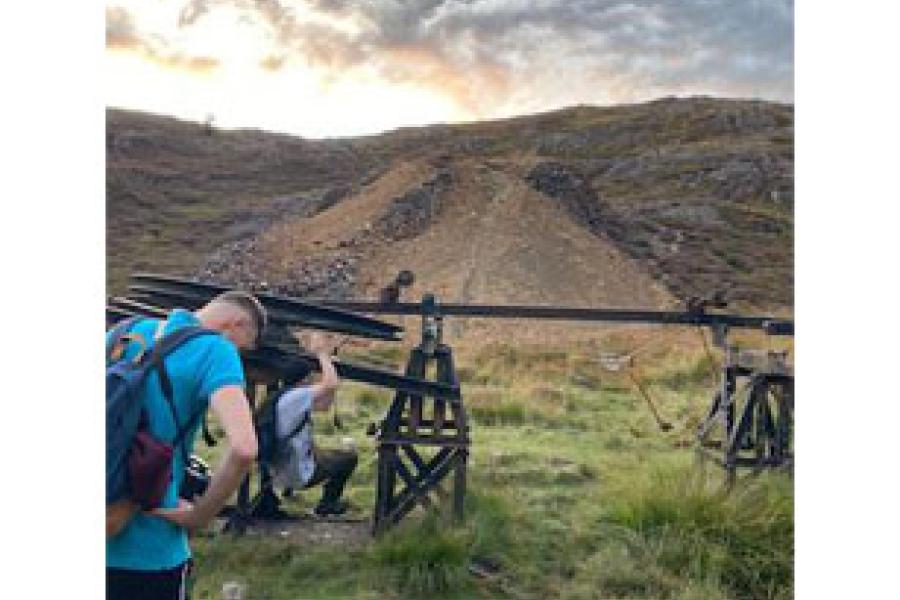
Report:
107,97,793,310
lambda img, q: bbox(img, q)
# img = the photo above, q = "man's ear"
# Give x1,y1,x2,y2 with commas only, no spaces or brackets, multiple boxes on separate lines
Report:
220,315,241,335
234,312,251,326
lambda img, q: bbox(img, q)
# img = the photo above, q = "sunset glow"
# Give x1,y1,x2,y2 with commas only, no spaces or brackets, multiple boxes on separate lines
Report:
106,0,794,137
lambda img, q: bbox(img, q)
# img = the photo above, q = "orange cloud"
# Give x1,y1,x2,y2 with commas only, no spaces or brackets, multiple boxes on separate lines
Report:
106,7,141,49
380,45,512,117
106,5,220,74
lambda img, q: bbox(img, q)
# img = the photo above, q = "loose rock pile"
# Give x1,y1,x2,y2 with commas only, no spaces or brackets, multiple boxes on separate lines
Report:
524,162,603,232
195,171,455,298
375,170,453,242
196,185,358,297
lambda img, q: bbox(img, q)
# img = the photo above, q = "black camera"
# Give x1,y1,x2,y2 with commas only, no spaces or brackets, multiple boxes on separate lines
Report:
180,454,210,501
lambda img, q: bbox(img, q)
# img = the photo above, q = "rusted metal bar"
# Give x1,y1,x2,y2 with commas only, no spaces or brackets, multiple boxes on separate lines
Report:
311,300,794,334
130,273,404,341
106,304,460,400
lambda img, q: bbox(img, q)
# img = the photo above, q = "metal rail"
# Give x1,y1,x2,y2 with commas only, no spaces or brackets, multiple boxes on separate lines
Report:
106,304,459,400
131,273,403,341
310,300,794,335
130,273,792,336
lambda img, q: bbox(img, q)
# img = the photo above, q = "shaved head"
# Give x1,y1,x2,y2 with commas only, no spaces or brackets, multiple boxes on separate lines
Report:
199,290,268,350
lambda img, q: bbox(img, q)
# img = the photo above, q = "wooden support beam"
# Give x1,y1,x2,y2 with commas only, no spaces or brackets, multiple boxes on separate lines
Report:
399,418,458,430
388,450,461,525
393,454,434,511
379,436,470,448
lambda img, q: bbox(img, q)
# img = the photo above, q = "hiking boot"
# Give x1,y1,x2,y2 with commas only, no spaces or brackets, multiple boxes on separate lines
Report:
314,499,350,517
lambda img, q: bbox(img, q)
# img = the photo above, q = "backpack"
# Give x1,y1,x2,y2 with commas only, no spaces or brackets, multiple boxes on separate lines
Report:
255,386,310,467
106,317,217,535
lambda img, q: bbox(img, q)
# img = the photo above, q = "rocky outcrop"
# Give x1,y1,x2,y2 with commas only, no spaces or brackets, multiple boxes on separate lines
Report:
375,170,454,242
524,162,603,232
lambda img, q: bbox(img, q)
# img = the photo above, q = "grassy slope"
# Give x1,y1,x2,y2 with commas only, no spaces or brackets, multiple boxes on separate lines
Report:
108,98,793,308
106,109,386,294
191,333,792,600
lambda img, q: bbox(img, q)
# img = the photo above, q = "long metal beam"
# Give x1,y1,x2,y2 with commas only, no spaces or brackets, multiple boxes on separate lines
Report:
129,272,792,336
309,300,794,335
129,273,403,341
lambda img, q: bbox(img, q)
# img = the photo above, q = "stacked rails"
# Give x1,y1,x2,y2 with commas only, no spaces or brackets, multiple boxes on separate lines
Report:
125,272,404,340
106,273,460,400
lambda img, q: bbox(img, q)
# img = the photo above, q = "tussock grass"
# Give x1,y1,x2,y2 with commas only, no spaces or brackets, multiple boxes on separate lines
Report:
601,467,794,600
369,513,472,597
366,492,516,598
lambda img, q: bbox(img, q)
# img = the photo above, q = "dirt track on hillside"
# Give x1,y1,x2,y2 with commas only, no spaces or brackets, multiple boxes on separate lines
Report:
247,158,677,342
356,160,674,308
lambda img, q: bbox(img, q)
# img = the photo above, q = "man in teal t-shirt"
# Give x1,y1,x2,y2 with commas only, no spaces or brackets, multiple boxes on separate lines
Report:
106,291,266,600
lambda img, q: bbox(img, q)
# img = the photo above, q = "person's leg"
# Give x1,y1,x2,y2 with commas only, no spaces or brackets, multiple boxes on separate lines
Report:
303,448,358,512
318,448,358,505
106,561,190,600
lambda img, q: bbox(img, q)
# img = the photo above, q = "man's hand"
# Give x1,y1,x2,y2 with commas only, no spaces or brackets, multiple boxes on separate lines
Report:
149,386,258,533
150,498,200,530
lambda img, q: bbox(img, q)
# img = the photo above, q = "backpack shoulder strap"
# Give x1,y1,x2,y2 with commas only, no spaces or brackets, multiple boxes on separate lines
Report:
150,325,219,362
148,326,219,395
148,325,221,462
275,388,312,441
105,316,141,360
287,409,311,441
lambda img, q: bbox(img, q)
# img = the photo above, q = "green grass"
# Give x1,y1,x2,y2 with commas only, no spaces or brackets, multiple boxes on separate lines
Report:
191,342,793,600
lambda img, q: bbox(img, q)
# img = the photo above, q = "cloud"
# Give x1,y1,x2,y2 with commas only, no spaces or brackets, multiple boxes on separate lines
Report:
178,0,213,27
106,6,141,49
247,0,793,112
127,1,794,114
107,5,220,73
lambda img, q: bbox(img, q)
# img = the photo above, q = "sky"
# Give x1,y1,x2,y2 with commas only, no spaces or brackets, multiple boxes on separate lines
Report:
106,0,794,138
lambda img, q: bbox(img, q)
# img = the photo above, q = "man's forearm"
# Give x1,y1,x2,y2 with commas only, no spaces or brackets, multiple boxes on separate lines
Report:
318,352,339,388
189,449,253,527
311,352,340,411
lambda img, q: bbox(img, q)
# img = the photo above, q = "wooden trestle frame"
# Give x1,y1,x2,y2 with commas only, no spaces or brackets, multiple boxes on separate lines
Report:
371,294,469,535
696,333,794,482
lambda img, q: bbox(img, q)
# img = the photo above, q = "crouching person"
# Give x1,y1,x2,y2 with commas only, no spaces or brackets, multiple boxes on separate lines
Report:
272,331,358,516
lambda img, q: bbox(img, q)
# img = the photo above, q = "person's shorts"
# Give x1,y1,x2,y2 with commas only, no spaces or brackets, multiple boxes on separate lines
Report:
106,560,191,600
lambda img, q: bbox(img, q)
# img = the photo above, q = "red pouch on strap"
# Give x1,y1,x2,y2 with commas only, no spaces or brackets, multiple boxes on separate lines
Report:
127,428,174,510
